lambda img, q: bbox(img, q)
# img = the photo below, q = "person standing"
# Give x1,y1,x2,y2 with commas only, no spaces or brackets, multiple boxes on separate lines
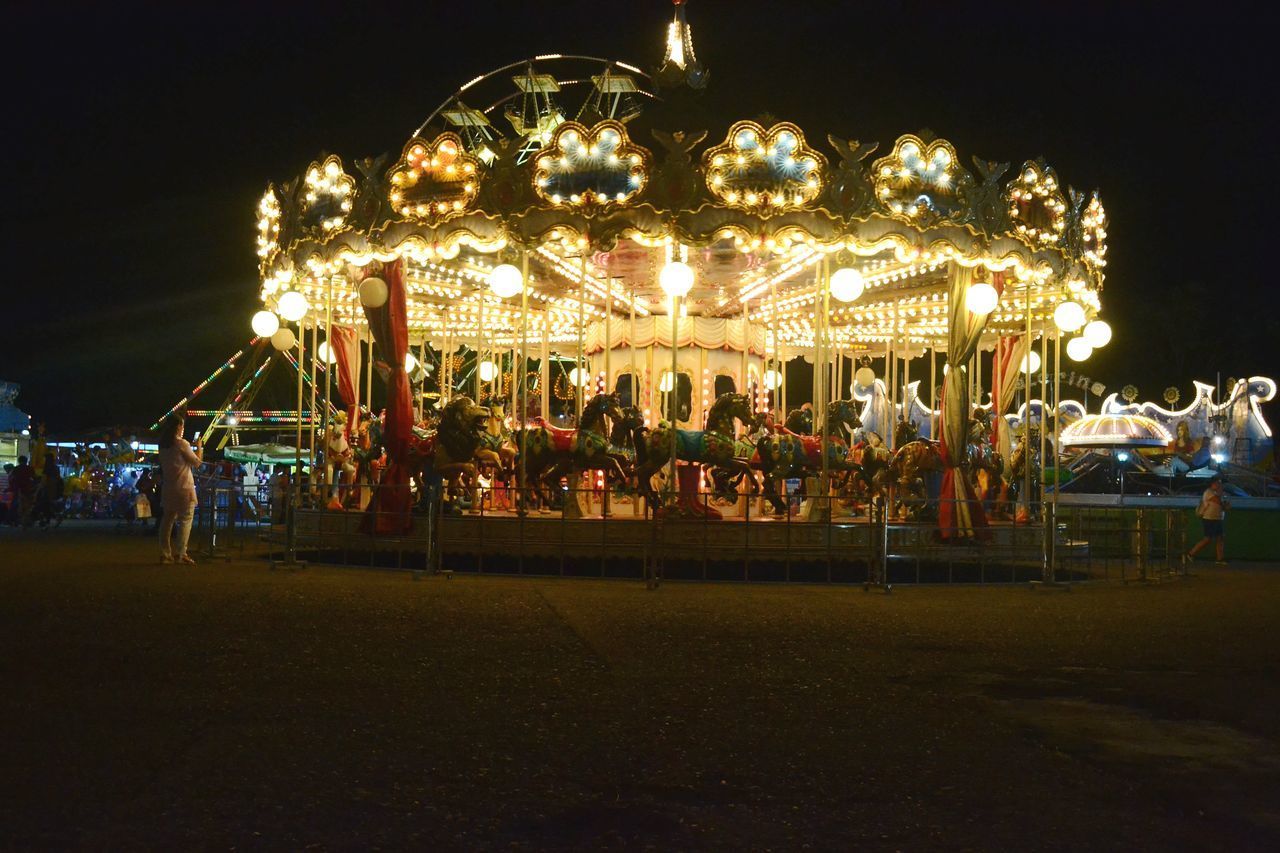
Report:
157,414,202,565
8,455,37,528
1187,476,1229,565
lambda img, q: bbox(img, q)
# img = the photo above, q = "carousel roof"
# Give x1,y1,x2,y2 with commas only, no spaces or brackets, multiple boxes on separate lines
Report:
1060,414,1173,448
252,4,1109,352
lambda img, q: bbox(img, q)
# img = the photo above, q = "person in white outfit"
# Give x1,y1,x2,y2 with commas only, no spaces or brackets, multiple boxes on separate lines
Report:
157,414,203,565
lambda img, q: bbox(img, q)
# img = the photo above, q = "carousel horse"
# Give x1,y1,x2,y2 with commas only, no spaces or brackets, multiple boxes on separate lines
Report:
752,399,864,515
409,396,490,509
966,408,1006,513
634,392,760,509
476,396,518,479
1002,425,1042,522
606,405,648,481
321,411,356,508
782,406,814,435
515,393,627,512
876,434,945,518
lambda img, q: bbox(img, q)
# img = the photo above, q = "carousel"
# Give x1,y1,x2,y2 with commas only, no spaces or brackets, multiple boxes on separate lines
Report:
247,2,1125,568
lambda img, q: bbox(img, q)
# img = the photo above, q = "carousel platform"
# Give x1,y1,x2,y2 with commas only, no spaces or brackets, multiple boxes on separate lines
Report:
292,505,1065,581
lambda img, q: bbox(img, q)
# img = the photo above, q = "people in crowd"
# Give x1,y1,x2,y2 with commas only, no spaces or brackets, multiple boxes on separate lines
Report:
32,454,63,528
7,455,37,528
157,414,203,565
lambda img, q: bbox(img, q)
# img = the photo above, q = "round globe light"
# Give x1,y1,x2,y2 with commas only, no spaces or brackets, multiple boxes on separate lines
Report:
358,276,388,308
1020,350,1042,374
762,369,782,390
658,261,695,298
854,366,876,388
829,266,865,303
1083,319,1112,348
404,353,418,373
1066,336,1093,362
316,341,337,364
965,281,999,315
277,291,309,322
270,328,297,351
251,310,280,338
658,371,675,393
488,264,524,299
569,367,592,387
478,360,499,382
1053,300,1086,332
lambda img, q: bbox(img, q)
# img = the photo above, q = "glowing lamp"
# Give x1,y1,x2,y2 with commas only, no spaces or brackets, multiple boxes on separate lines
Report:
478,360,499,382
358,276,388,308
763,369,782,390
965,281,999,315
1053,300,1086,332
277,291,309,322
270,328,297,351
1020,350,1041,374
854,366,876,388
658,371,675,393
1066,336,1093,362
658,261,695,298
569,367,592,387
1083,319,1112,348
251,310,280,338
488,264,524,299
404,353,418,373
829,267,865,303
316,341,337,364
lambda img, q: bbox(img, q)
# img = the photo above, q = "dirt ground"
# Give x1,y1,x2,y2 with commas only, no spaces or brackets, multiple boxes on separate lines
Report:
2,524,1278,850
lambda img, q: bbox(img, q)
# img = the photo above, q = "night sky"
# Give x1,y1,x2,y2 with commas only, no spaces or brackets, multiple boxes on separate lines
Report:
5,0,1275,433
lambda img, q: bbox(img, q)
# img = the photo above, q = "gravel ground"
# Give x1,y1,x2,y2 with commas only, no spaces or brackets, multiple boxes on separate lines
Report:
2,523,1278,851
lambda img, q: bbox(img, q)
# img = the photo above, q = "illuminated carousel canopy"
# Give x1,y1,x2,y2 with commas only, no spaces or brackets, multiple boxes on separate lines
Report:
1060,414,1173,448
250,8,1111,354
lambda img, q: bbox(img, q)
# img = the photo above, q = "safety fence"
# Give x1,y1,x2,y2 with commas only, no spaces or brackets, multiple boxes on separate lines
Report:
183,479,1193,586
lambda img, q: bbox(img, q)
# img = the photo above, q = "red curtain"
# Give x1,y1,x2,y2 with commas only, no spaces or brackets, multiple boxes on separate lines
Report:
330,325,360,437
358,259,414,534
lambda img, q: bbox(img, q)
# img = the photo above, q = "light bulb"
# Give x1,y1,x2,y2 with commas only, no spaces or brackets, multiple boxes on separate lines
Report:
1020,350,1041,374
1066,336,1093,362
1083,319,1112,348
270,328,296,351
658,371,675,393
854,366,876,387
251,310,280,338
277,291,309,322
659,261,695,298
404,353,418,373
829,267,865,303
358,276,388,308
478,360,499,381
763,369,782,389
316,341,337,364
488,264,523,298
1053,300,1086,332
965,281,998,314
569,367,592,387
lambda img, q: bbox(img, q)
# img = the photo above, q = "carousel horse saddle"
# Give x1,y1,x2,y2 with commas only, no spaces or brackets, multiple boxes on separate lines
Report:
530,417,576,453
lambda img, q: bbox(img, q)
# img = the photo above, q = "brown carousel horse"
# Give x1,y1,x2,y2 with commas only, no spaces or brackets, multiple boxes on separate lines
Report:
874,419,945,518
407,396,490,510
635,392,760,510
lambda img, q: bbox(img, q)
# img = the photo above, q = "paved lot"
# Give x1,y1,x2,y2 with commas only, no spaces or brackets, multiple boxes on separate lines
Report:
2,524,1278,850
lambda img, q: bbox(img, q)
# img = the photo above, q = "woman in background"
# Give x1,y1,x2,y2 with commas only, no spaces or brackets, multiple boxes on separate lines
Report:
157,414,202,565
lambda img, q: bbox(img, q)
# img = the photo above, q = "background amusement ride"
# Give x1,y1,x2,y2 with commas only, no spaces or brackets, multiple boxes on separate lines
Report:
161,2,1273,577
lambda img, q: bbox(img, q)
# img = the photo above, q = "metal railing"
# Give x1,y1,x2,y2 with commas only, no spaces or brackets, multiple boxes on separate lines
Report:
265,478,1192,586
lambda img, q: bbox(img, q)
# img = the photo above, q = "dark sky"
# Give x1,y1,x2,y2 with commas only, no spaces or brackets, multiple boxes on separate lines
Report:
4,0,1276,432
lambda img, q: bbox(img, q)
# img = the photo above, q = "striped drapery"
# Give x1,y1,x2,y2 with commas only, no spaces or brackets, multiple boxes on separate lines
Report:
990,329,1028,469
937,265,995,541
330,325,360,437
